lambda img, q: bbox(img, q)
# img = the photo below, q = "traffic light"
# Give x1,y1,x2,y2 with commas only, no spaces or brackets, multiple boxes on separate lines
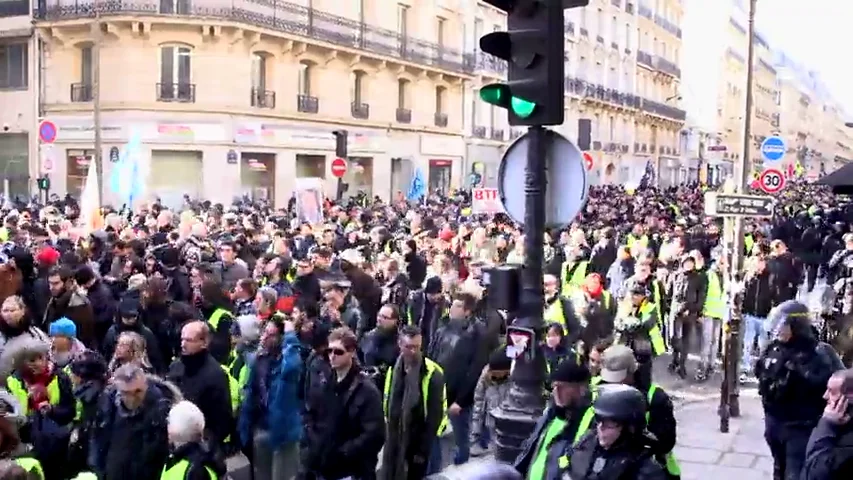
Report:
333,130,348,158
36,176,50,191
480,0,589,126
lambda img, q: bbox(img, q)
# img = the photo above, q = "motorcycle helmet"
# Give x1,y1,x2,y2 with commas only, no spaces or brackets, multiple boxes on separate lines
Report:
593,384,647,427
766,299,813,340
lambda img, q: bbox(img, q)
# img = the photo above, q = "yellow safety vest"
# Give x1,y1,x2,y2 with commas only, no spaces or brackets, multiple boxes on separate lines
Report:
617,301,666,356
15,457,44,480
650,282,663,327
219,365,240,413
160,459,217,480
227,355,250,392
208,308,232,331
703,270,725,319
545,293,610,336
6,375,61,416
560,261,589,296
62,364,84,422
744,234,755,254
626,234,649,251
646,384,682,477
383,358,449,435
556,407,596,469
528,416,568,480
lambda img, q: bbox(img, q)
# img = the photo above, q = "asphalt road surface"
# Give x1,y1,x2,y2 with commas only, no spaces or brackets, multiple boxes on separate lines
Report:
225,353,728,479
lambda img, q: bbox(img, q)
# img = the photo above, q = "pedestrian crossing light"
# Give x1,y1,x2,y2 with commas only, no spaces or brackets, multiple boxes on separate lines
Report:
37,176,50,191
480,0,589,126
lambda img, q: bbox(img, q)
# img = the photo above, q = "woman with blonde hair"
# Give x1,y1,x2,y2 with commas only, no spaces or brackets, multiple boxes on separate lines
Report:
107,331,153,376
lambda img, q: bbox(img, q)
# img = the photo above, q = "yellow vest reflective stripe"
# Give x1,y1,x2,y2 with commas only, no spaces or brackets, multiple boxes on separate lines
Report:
219,365,240,413
560,261,589,296
627,234,649,251
15,457,44,480
528,416,568,480
6,375,61,416
383,358,449,435
646,384,682,477
617,302,666,355
63,364,84,422
703,271,725,319
161,459,217,480
285,271,296,283
208,308,232,331
651,282,663,325
744,234,755,253
574,406,596,444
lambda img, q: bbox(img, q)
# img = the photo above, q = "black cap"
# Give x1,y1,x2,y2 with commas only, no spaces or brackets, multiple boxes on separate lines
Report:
488,348,512,371
424,276,442,295
550,359,591,384
119,297,140,317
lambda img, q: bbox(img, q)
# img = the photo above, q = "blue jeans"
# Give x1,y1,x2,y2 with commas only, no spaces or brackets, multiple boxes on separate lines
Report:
427,436,442,475
741,314,768,372
448,406,472,465
478,426,491,448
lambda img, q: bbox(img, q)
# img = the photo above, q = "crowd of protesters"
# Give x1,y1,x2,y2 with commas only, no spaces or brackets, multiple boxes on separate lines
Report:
0,179,847,480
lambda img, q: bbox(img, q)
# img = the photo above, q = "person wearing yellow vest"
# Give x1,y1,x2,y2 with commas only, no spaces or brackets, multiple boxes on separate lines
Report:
237,317,302,480
66,351,109,478
614,285,666,358
512,361,592,479
695,251,725,382
380,325,447,479
543,275,583,348
166,322,234,457
590,345,680,479
161,401,226,480
198,283,236,364
559,384,667,480
625,224,650,253
559,257,590,297
5,338,76,425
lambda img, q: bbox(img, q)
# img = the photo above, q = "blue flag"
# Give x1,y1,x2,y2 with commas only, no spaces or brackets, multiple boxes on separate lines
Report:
109,130,142,206
407,167,426,201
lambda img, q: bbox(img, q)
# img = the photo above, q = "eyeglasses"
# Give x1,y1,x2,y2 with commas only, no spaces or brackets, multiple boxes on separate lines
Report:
328,348,349,357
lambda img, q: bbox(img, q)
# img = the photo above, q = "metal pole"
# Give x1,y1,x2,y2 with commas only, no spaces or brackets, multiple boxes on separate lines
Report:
491,125,549,462
92,15,103,204
721,0,756,431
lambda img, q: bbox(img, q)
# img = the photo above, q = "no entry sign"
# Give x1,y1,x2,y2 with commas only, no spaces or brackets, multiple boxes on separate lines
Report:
331,158,348,178
758,168,785,194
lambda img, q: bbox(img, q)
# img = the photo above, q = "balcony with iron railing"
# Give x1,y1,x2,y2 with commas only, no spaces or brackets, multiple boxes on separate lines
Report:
297,94,318,113
434,112,448,127
473,126,487,138
640,98,686,122
35,0,476,75
351,102,369,119
70,83,92,102
250,88,275,109
396,108,412,124
510,130,523,140
0,0,28,17
491,129,504,141
476,51,507,76
726,48,745,64
654,15,682,38
636,50,654,68
638,3,652,19
654,56,681,78
157,83,195,103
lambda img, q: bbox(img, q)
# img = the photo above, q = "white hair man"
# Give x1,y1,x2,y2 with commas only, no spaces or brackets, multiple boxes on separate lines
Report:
163,400,225,480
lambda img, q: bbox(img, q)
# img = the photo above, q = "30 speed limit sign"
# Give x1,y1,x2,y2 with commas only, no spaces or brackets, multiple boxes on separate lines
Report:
758,167,786,194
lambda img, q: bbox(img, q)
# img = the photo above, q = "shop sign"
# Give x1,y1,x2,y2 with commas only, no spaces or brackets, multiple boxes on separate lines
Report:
420,133,464,157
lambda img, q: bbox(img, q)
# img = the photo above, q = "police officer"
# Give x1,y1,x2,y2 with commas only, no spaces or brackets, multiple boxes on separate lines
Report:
513,361,592,480
756,300,838,480
560,384,666,480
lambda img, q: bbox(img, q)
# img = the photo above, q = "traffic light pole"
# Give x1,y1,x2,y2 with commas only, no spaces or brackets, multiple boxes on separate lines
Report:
492,125,549,462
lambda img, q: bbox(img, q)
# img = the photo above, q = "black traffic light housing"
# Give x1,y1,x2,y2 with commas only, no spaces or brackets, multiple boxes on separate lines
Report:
480,0,588,126
36,176,50,191
333,130,348,158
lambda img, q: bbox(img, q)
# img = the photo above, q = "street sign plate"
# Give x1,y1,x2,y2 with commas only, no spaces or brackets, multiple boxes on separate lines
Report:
38,120,58,144
704,192,775,218
760,136,786,163
758,167,785,194
331,158,347,178
498,129,589,228
40,144,55,174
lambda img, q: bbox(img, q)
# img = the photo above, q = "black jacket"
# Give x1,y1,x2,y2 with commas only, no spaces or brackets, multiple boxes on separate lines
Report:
167,351,234,449
301,366,385,480
742,270,773,318
428,318,488,408
565,431,667,480
513,401,590,475
162,442,227,480
802,417,853,480
102,320,165,374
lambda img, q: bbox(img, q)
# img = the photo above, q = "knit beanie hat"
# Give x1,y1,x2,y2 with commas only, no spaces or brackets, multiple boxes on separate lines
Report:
48,317,77,338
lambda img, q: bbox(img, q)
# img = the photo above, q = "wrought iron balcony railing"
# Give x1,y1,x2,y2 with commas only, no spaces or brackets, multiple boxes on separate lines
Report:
251,88,275,108
476,51,507,75
351,102,369,119
297,94,318,113
70,83,93,102
434,112,448,128
396,107,412,123
491,129,504,141
638,4,652,19
636,50,654,68
654,56,681,78
0,0,28,17
473,126,487,138
510,130,523,140
654,14,681,37
157,82,195,102
640,97,686,122
35,0,476,75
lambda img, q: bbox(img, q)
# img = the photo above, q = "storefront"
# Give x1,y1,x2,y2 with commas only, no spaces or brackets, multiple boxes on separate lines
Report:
344,157,374,197
0,133,30,199
65,148,93,198
419,133,464,194
150,150,203,209
240,152,275,201
465,144,502,188
428,159,452,193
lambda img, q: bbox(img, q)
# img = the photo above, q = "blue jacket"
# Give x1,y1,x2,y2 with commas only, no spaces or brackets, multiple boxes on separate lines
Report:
238,331,303,449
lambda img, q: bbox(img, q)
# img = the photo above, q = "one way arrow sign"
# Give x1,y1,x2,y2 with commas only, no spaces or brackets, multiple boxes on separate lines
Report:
704,192,775,218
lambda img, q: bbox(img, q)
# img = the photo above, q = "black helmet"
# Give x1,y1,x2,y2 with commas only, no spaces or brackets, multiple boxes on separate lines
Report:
593,384,647,426
766,300,813,339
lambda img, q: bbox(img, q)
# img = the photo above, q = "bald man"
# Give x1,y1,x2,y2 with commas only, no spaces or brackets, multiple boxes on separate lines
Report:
167,321,234,453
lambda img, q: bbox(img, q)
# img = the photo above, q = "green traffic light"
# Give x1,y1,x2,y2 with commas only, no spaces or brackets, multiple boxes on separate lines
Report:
479,85,506,105
511,97,536,118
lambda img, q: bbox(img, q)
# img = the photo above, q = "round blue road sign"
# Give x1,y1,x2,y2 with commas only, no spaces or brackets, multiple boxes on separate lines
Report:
38,120,57,144
760,136,786,163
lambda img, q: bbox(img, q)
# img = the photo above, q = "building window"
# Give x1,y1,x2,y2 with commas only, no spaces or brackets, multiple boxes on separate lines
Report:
81,45,93,85
435,86,446,114
159,0,191,15
0,43,27,90
611,16,617,43
472,88,479,125
159,44,192,100
474,18,483,51
437,17,446,46
397,79,409,108
625,23,631,50
351,70,366,104
609,116,615,141
397,4,408,35
251,54,266,90
593,113,601,140
580,8,587,28
298,61,312,96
